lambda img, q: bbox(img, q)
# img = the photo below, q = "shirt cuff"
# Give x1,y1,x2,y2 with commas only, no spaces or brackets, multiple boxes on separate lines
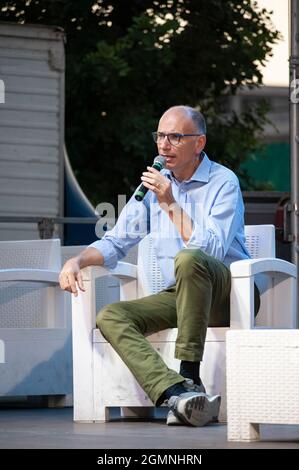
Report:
88,239,118,269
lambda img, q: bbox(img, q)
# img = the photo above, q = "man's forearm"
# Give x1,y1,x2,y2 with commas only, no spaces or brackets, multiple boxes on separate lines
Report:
76,247,105,269
164,202,194,244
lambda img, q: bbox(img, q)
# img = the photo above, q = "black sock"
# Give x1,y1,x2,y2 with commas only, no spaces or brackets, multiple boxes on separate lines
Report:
157,382,186,406
179,360,201,386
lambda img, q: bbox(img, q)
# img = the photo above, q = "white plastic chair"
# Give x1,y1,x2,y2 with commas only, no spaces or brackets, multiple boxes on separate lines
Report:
0,239,72,404
226,329,299,441
71,225,297,422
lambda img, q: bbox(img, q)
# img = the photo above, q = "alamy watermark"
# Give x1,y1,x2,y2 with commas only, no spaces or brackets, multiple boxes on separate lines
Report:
94,195,205,240
0,79,5,103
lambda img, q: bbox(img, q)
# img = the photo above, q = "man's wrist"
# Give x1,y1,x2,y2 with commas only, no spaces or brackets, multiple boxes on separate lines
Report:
74,254,84,269
160,200,179,215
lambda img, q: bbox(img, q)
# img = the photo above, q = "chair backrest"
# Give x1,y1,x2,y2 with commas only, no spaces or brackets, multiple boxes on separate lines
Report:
0,239,61,328
244,224,275,259
0,239,61,271
137,225,276,296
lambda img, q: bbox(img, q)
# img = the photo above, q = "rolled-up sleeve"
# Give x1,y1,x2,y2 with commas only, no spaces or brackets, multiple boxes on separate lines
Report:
186,181,243,260
89,194,149,269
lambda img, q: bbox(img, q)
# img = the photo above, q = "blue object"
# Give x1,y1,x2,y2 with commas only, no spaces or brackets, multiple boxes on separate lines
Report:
63,148,98,246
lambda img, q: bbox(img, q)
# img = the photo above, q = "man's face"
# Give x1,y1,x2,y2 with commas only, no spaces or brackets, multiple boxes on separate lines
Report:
156,109,206,179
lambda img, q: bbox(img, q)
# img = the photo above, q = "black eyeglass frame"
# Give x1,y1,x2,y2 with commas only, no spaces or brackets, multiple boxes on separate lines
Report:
152,131,203,146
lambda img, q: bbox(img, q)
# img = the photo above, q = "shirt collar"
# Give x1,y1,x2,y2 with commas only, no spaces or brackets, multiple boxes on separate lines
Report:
164,152,211,183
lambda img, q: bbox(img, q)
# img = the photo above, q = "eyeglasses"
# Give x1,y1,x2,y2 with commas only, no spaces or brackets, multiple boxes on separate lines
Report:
152,131,202,146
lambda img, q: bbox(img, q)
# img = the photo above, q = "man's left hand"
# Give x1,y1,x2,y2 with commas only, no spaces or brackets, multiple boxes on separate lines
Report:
141,166,175,207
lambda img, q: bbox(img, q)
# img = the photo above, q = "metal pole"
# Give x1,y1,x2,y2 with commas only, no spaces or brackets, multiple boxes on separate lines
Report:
290,0,299,309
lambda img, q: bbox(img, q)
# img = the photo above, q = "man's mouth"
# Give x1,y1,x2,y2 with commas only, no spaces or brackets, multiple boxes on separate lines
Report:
162,155,175,163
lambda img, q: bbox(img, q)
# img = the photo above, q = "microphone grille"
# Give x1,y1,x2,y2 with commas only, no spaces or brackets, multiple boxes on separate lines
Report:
154,155,166,168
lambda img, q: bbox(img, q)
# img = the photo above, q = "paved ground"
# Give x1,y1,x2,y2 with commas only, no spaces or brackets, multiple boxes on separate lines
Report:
0,407,298,449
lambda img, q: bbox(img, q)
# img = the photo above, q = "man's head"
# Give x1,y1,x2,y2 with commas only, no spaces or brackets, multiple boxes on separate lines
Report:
154,105,206,181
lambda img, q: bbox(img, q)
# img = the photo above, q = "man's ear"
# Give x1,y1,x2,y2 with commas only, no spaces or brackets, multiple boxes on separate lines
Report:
196,134,206,153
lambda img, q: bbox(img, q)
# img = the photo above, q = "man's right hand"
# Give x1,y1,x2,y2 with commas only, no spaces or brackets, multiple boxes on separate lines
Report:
59,258,85,297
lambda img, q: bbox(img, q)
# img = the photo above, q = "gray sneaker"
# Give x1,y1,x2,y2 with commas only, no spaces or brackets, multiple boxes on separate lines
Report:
167,391,221,427
166,379,206,426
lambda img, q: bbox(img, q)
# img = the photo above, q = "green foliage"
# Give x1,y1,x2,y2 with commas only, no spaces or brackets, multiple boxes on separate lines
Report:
208,98,274,190
1,0,281,204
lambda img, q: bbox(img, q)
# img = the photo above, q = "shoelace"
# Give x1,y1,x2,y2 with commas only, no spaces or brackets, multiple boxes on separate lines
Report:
183,379,206,394
165,379,206,409
167,395,180,411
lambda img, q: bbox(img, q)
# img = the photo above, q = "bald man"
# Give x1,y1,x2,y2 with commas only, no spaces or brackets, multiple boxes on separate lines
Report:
60,105,256,427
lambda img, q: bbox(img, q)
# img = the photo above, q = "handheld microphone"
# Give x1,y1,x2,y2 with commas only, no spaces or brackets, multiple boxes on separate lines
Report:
135,155,166,201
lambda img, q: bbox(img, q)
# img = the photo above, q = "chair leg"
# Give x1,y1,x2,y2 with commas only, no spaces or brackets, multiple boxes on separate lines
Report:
228,418,260,441
241,422,260,441
94,406,111,423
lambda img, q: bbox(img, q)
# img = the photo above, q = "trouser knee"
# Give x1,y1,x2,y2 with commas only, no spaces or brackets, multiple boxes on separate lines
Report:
174,248,208,279
96,302,123,340
96,301,142,341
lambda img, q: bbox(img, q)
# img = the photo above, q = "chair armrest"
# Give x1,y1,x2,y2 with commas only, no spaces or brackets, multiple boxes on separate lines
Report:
73,261,138,330
230,258,297,329
230,258,297,279
71,261,138,421
80,262,138,302
0,269,59,284
80,262,137,282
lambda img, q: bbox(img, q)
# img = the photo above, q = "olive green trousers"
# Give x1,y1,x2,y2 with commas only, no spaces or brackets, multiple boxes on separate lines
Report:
97,248,247,405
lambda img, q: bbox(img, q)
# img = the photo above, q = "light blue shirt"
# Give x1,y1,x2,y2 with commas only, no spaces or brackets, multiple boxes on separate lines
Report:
89,153,250,288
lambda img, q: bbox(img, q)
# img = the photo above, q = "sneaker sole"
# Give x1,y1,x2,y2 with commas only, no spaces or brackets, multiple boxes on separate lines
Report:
175,393,221,427
167,381,207,426
166,409,219,426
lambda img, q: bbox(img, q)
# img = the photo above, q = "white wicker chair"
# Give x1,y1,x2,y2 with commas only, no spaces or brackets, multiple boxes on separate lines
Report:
71,225,297,422
226,329,299,441
0,239,72,404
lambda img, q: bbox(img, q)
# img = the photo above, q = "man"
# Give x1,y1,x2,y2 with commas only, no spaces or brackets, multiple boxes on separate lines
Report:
60,105,253,427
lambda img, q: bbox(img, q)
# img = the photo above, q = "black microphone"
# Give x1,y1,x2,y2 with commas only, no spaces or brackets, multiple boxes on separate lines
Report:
135,155,166,201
